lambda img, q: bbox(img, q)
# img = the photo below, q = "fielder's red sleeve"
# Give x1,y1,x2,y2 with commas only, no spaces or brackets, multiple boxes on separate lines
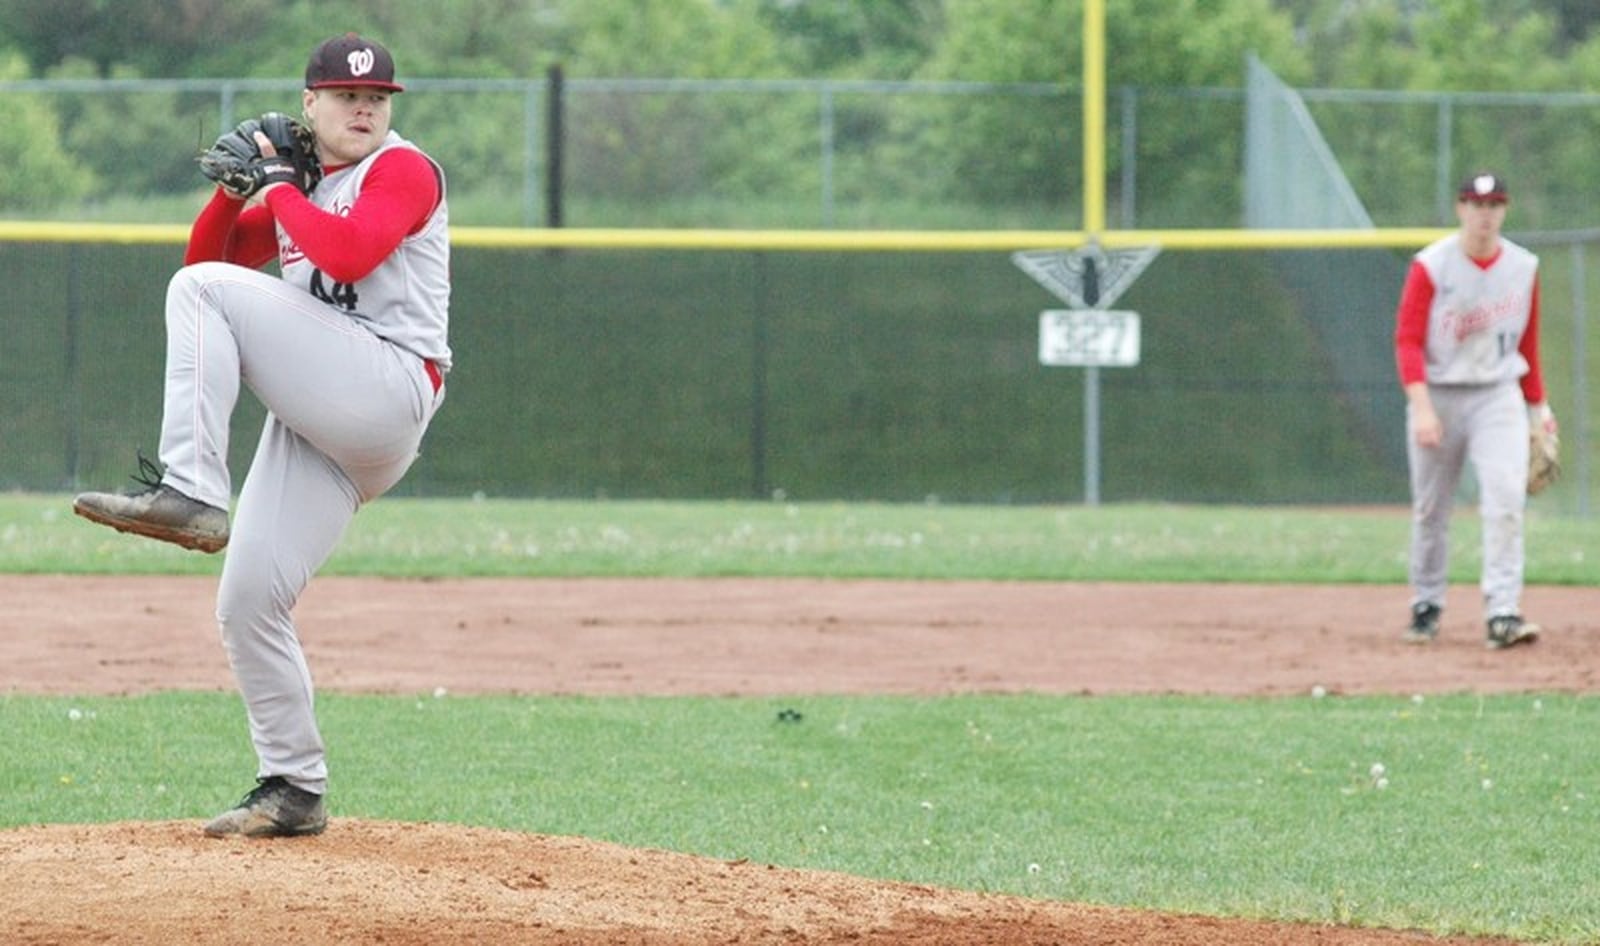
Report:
1517,278,1546,404
263,148,441,284
1393,259,1433,387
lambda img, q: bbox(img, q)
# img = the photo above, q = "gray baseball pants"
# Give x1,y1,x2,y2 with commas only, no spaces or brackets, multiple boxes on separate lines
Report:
160,261,444,794
1406,381,1529,619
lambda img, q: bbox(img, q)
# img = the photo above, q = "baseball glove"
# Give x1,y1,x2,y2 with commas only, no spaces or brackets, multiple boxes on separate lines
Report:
1528,405,1560,496
197,112,321,197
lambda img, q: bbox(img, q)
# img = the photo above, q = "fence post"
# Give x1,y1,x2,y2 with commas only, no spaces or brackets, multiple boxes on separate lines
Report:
1119,85,1137,230
64,246,82,488
1434,97,1454,224
219,81,236,134
1571,241,1591,516
750,252,770,499
818,85,835,228
546,64,564,228
524,80,541,227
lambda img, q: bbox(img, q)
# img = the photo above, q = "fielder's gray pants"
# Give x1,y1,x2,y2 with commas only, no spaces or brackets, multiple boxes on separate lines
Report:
1405,382,1529,620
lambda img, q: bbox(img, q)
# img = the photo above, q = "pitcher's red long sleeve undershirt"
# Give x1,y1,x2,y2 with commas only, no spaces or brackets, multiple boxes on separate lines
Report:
184,148,440,283
1392,255,1546,403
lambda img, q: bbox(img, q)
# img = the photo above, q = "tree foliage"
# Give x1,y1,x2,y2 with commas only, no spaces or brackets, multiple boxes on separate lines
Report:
0,0,278,78
0,52,95,208
0,0,1598,218
0,0,1595,90
754,0,944,78
908,0,1302,210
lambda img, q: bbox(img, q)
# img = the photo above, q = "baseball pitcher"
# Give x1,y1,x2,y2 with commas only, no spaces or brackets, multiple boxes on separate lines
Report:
73,33,450,836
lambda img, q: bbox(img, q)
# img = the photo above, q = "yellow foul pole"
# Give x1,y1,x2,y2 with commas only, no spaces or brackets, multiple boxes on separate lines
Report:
1079,0,1108,506
1082,0,1106,238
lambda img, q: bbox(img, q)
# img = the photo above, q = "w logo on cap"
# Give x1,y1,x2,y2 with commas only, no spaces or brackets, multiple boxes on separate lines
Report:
306,33,403,92
347,48,375,77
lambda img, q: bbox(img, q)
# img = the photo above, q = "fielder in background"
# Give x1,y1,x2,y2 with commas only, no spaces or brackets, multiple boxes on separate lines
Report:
73,33,451,836
1393,171,1555,650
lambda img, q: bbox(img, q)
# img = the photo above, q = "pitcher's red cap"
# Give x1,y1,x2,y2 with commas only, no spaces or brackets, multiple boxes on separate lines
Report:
305,33,404,92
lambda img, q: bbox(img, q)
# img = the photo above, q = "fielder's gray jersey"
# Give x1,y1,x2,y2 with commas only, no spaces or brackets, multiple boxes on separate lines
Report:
1413,233,1536,387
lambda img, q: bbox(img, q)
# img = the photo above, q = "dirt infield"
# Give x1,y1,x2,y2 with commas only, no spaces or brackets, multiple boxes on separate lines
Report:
6,575,1595,945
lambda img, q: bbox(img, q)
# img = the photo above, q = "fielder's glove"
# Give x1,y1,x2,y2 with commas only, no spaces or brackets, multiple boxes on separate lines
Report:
1527,403,1560,496
197,112,321,198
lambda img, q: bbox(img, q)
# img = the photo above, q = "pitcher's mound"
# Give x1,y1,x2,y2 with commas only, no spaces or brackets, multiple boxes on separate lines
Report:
1,819,1517,945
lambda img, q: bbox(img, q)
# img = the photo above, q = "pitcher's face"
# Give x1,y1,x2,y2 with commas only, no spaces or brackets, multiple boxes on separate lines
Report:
304,88,393,165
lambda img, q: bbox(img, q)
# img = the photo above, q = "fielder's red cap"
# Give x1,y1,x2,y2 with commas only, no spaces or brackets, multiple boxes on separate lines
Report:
305,33,404,93
1457,171,1508,203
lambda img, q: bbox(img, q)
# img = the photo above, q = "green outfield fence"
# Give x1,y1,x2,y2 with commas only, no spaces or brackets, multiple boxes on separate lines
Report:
1,225,1593,512
1,70,1594,511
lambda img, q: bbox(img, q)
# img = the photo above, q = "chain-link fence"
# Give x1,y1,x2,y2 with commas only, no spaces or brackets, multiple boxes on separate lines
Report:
6,74,1600,231
0,73,1594,511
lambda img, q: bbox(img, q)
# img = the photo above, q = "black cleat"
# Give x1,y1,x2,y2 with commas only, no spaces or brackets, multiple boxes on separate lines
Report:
72,453,228,553
1486,614,1540,651
203,777,327,838
1402,601,1441,644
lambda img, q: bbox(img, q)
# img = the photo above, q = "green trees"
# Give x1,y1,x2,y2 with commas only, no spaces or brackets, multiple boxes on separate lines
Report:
903,0,1300,219
0,53,94,208
0,0,1598,221
0,0,277,77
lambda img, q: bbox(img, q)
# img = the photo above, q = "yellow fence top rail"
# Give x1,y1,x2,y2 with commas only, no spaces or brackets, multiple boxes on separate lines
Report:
0,220,1454,252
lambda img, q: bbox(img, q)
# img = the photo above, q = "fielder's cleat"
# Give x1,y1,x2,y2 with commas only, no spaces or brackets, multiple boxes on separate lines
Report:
203,777,327,838
72,454,228,553
1402,601,1442,644
1485,614,1540,651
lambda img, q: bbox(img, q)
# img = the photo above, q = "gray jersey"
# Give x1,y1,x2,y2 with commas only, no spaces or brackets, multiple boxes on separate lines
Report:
1413,233,1536,387
279,131,452,371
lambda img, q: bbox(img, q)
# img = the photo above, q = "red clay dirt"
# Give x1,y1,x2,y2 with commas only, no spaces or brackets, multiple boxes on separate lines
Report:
5,574,1596,945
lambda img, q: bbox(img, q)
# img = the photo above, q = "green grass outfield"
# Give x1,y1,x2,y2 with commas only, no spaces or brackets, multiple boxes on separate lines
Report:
3,495,1598,943
3,493,1594,583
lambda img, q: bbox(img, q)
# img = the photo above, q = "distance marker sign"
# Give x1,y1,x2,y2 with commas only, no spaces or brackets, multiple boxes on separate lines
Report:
1038,309,1140,367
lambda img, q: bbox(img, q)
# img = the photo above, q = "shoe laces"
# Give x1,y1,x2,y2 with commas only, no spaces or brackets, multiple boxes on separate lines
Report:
237,776,291,807
131,450,164,490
